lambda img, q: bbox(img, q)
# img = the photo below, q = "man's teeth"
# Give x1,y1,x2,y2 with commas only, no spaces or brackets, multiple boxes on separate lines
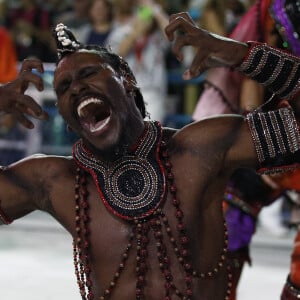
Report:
90,116,110,132
77,98,103,117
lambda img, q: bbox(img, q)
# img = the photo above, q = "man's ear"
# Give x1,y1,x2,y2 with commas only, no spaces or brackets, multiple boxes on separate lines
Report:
67,124,73,132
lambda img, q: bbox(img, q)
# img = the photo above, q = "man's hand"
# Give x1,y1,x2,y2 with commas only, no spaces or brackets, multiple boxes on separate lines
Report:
165,12,249,80
0,59,48,129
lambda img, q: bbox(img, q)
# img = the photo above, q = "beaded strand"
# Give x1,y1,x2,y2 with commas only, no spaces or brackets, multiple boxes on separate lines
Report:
74,169,94,299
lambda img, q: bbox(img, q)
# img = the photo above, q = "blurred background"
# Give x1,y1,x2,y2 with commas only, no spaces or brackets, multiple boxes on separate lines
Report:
0,0,299,299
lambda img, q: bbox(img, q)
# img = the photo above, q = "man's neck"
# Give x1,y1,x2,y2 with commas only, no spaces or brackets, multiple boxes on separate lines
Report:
82,120,146,162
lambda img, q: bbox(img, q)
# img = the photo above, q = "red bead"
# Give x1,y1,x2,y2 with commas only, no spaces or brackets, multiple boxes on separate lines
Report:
140,249,148,257
87,292,94,299
172,198,180,206
177,223,185,231
185,276,192,283
167,172,174,180
170,185,177,193
82,215,89,222
176,210,183,218
81,189,88,197
164,257,170,265
181,249,189,256
165,161,172,169
86,280,93,287
186,289,193,296
137,275,145,284
164,282,172,289
136,288,143,296
80,201,89,209
181,236,189,244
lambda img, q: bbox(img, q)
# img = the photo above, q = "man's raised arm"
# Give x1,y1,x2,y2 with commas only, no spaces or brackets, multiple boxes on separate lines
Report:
165,12,299,100
0,59,48,225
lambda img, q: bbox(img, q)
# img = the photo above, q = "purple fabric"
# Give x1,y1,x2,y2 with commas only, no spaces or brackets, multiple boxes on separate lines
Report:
225,206,256,251
271,0,300,56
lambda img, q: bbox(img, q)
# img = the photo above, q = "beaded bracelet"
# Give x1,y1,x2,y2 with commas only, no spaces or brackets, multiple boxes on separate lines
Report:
281,276,300,299
0,200,12,225
237,41,300,99
246,107,300,174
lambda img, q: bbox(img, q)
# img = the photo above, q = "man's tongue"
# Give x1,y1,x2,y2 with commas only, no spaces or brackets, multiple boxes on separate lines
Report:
80,116,110,133
78,99,111,133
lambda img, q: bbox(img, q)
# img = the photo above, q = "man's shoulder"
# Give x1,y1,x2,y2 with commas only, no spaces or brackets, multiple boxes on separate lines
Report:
18,153,73,163
6,154,75,176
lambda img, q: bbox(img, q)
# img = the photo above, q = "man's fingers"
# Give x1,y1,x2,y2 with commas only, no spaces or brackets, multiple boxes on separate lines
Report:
20,58,44,74
14,112,35,129
19,59,44,94
17,94,48,119
20,71,44,93
171,35,189,61
165,13,194,41
182,52,207,80
188,51,207,78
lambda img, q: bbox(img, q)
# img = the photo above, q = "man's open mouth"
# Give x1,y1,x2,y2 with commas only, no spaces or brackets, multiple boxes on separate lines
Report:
77,97,111,133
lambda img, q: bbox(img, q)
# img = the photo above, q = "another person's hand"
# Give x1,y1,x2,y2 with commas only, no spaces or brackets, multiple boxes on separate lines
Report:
165,12,249,80
0,58,48,129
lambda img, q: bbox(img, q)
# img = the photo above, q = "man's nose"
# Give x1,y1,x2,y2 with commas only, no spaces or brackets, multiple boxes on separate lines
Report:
70,79,88,95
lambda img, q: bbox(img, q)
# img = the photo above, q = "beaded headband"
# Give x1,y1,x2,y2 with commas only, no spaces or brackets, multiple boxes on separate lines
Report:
270,0,300,56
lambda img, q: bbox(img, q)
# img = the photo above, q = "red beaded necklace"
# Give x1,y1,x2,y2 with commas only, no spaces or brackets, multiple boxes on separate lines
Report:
72,121,230,300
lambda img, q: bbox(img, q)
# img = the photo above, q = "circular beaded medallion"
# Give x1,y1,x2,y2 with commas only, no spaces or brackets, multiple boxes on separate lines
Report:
105,157,159,217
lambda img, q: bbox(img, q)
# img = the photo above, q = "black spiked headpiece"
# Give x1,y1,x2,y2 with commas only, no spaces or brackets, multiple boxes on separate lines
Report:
52,23,82,59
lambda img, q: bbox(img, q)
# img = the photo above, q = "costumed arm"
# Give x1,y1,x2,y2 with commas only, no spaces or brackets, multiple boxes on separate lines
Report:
0,59,48,224
165,12,299,99
165,12,300,174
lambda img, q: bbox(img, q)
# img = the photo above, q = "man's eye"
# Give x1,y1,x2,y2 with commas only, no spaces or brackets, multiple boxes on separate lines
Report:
80,67,99,78
56,82,70,95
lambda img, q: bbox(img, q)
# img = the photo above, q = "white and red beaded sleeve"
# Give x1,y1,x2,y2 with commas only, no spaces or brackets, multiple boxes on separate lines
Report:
245,107,300,174
236,41,300,100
